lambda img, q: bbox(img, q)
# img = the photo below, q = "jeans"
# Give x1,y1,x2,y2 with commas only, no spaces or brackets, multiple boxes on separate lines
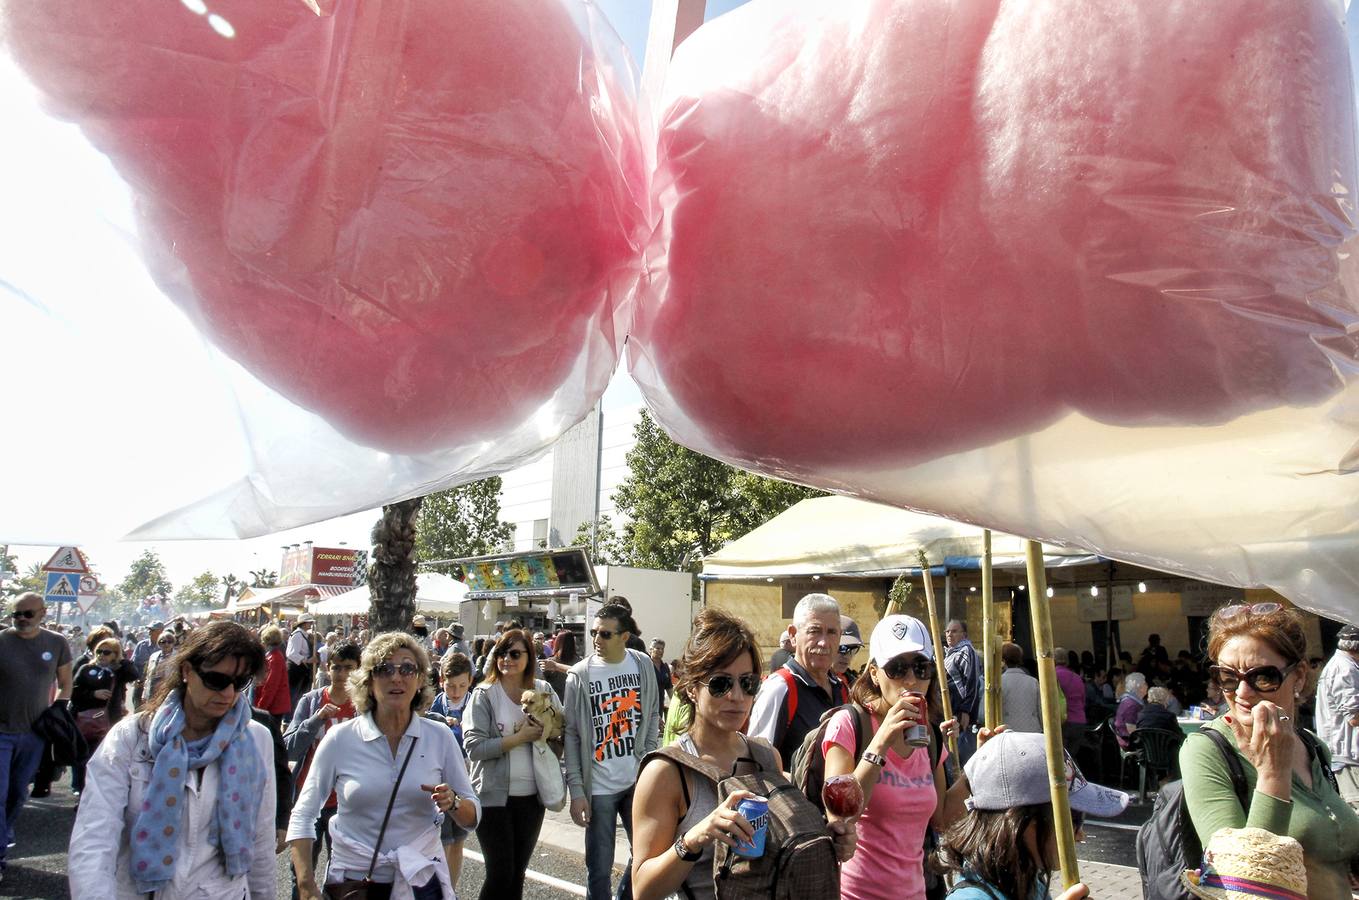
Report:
956,725,978,766
475,794,545,900
0,731,46,868
586,788,634,900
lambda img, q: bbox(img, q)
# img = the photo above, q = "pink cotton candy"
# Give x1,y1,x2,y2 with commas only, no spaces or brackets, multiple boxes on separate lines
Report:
5,0,644,454
631,0,1359,474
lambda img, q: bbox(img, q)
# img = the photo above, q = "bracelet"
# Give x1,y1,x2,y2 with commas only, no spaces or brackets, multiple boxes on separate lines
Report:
861,750,887,768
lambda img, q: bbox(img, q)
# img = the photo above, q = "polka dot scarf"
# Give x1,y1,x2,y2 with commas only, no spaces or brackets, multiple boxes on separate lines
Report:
131,691,262,894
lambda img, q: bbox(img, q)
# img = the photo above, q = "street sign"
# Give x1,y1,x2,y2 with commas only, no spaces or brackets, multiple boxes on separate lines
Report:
78,575,99,595
42,546,89,574
44,571,79,603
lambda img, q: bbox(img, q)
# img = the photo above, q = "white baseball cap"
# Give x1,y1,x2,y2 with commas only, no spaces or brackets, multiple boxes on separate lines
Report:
963,731,1128,818
869,614,933,665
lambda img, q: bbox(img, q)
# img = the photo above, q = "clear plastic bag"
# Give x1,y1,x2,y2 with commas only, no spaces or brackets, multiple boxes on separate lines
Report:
629,0,1359,618
0,0,644,540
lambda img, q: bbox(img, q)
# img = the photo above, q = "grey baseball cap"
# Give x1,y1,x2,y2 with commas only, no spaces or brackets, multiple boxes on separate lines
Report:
964,731,1128,818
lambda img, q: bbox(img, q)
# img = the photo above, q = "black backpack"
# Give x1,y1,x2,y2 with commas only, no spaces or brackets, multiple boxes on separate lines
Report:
1135,727,1339,899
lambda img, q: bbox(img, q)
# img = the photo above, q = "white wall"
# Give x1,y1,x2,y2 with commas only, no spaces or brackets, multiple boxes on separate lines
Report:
597,565,695,660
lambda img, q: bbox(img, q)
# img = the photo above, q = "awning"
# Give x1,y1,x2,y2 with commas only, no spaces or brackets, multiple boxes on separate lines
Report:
701,496,1098,579
231,583,352,612
308,574,468,616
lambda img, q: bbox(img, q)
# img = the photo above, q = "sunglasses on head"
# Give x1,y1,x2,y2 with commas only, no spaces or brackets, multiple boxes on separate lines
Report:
10,609,38,620
1209,662,1299,694
194,667,253,693
589,628,619,640
882,655,935,681
373,661,419,679
699,672,761,698
1213,602,1282,623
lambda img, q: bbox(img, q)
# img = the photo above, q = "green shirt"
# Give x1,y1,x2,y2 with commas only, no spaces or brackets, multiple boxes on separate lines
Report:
1180,718,1359,899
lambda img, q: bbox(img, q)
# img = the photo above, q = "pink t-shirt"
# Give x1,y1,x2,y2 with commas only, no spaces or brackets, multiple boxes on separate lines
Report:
821,708,945,900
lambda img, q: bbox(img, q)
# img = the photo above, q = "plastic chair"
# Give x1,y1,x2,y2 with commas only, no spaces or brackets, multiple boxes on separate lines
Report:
1134,728,1185,803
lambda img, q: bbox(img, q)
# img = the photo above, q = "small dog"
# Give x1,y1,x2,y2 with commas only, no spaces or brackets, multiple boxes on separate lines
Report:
520,689,563,742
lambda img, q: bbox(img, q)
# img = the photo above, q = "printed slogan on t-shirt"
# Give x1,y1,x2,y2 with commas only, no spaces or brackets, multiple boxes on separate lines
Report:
590,670,643,761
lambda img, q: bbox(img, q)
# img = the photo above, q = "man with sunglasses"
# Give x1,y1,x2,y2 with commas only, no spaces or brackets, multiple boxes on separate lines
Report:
0,593,72,882
749,592,848,767
1316,624,1359,811
564,603,661,900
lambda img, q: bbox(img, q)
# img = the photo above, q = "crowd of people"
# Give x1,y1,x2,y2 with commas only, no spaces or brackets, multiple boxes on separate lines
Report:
3,588,1359,898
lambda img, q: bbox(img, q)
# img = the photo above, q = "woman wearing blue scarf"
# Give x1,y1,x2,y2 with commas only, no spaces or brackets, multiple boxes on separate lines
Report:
67,621,277,900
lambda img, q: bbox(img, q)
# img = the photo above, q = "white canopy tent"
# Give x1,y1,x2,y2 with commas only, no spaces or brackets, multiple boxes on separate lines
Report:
307,573,468,615
701,495,1098,578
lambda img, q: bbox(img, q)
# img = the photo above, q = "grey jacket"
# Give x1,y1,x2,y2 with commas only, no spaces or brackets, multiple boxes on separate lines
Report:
464,677,561,808
282,688,340,763
564,649,660,801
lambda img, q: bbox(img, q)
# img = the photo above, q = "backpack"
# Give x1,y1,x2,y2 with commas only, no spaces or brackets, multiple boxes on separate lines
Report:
644,740,840,900
1135,727,1339,899
773,667,850,731
789,702,940,814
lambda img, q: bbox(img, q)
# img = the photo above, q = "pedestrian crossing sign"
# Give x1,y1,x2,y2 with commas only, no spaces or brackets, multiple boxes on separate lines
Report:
44,571,79,603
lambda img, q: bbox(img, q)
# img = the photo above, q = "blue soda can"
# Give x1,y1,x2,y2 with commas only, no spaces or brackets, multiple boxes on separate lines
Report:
732,796,770,858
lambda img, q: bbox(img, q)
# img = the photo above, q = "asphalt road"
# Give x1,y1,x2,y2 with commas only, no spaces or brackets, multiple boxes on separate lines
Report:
3,778,1151,900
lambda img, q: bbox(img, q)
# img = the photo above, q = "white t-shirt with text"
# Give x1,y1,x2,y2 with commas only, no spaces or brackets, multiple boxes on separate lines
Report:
587,655,644,796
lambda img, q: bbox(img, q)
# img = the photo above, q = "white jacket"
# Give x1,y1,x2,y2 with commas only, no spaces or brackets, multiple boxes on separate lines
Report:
68,714,278,900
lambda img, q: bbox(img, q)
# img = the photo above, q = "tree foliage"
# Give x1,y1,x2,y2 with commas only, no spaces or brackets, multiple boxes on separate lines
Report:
249,569,279,588
221,573,242,604
2,561,44,600
610,411,825,571
174,571,219,611
573,515,628,566
415,477,516,564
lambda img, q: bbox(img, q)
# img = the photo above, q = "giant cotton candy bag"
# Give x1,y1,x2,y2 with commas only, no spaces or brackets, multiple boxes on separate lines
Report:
4,0,644,456
630,0,1359,617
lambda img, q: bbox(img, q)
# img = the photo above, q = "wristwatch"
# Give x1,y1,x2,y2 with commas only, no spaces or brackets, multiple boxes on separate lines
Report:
861,750,887,768
450,793,462,813
673,834,703,862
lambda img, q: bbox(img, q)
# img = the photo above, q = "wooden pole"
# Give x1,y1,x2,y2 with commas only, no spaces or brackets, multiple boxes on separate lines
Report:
918,552,959,761
981,530,1000,731
1025,539,1080,889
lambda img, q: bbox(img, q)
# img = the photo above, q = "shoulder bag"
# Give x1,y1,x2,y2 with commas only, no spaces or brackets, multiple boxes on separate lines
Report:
324,737,418,900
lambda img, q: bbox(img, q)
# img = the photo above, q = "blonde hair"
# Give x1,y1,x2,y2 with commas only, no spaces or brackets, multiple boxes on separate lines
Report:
260,625,284,648
94,637,122,657
350,632,434,715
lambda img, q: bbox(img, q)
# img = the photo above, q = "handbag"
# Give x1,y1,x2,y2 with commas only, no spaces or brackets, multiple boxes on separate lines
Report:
75,708,109,743
531,739,566,811
324,737,418,900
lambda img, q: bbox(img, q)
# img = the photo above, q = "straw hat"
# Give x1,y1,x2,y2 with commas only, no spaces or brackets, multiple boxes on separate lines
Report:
1181,827,1306,900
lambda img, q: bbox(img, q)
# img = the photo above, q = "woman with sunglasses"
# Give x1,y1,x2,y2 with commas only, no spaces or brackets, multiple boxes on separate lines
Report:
144,630,180,702
464,627,565,900
67,621,278,900
289,632,478,900
632,608,857,900
820,614,959,900
1181,602,1359,897
69,636,130,798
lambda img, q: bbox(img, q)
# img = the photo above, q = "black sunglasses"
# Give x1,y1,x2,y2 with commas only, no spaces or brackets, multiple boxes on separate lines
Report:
1209,662,1299,694
699,672,761,698
373,661,420,679
837,644,860,655
158,638,176,645
589,628,619,640
499,649,527,661
194,667,253,693
96,649,117,656
883,656,935,681
10,609,38,620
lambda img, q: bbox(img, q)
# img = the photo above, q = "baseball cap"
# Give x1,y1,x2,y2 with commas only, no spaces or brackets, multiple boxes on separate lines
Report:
964,731,1128,818
869,614,933,665
149,621,165,630
1338,625,1359,651
839,616,863,649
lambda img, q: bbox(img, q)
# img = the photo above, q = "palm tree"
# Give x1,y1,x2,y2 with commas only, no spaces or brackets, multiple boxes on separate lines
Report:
221,573,242,605
249,569,278,589
368,497,422,633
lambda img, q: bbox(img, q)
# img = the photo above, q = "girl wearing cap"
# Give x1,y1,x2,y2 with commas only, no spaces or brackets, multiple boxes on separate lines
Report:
1180,603,1359,898
936,731,1126,899
821,614,956,900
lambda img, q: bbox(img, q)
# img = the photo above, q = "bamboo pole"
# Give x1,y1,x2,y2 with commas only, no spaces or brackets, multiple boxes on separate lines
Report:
917,551,959,762
981,530,1000,731
1025,539,1080,889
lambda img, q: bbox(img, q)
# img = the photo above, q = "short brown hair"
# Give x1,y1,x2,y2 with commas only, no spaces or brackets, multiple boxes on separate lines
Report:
85,625,115,652
1206,604,1306,666
674,609,762,726
441,651,473,681
1001,642,1024,668
483,629,533,686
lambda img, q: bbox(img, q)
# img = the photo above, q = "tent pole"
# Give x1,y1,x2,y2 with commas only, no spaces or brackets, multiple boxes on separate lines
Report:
981,530,1000,731
1025,539,1080,889
918,553,958,761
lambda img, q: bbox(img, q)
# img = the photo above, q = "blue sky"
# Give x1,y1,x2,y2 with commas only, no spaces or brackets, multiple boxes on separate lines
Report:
596,0,751,80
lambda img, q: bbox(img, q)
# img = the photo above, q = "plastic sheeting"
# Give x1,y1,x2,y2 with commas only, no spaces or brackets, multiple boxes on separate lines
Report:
0,0,643,541
629,0,1359,619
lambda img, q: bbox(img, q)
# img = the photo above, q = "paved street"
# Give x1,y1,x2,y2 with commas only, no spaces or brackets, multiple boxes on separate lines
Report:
5,783,1149,899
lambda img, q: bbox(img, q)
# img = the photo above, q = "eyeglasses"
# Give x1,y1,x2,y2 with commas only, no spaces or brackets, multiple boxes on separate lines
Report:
194,667,253,693
699,673,761,698
837,644,860,655
10,609,38,620
882,656,935,681
1209,662,1299,694
96,650,117,656
499,649,527,661
1213,602,1282,622
373,661,419,679
589,628,619,640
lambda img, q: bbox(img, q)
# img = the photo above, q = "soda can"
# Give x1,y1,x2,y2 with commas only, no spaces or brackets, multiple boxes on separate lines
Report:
905,691,931,747
732,795,770,858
